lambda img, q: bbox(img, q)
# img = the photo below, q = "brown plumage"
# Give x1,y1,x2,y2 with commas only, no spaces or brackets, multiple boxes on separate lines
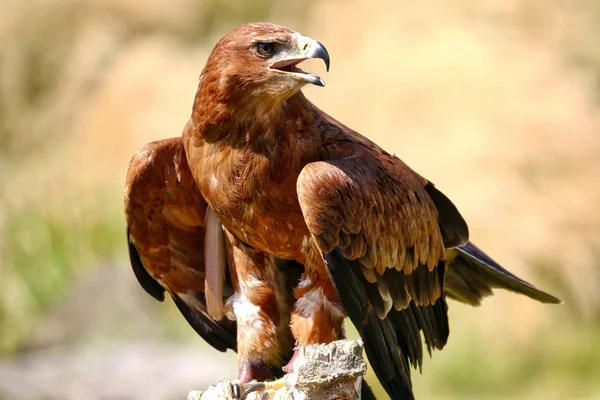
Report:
124,138,236,351
124,137,300,381
184,23,458,395
126,23,560,399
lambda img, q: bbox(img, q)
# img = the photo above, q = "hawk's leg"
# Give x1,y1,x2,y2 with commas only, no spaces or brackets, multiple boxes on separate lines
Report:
226,233,294,383
288,248,345,372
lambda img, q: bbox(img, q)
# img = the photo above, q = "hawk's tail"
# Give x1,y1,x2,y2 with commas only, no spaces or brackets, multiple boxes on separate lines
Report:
445,241,562,306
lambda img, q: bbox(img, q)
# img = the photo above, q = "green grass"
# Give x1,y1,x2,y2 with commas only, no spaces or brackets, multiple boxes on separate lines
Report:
0,188,125,353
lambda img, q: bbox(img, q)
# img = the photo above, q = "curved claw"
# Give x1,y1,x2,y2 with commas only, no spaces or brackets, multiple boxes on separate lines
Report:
239,383,266,400
232,383,241,399
259,393,270,400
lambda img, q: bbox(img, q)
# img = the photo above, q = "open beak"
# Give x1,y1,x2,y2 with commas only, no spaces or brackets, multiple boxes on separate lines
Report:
269,35,330,87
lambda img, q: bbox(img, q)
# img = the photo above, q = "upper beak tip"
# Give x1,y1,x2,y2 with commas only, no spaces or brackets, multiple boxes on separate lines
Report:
316,40,330,72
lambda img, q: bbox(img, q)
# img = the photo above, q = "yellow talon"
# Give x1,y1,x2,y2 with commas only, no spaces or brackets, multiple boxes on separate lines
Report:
261,377,287,392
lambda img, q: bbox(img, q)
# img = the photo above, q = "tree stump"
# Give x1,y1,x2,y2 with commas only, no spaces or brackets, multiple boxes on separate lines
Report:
188,339,367,400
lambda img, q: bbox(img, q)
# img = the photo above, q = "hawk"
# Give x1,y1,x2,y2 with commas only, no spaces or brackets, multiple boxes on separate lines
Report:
125,23,560,399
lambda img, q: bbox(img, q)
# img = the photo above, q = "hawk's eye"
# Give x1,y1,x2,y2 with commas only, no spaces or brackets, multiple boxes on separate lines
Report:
256,42,276,57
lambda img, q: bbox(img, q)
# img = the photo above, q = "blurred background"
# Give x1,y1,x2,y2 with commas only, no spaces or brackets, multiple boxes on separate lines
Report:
0,0,599,398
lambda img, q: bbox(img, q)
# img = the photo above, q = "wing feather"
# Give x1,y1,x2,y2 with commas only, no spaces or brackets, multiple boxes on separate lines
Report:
298,155,447,315
124,138,236,352
424,182,469,248
127,229,165,302
298,152,456,398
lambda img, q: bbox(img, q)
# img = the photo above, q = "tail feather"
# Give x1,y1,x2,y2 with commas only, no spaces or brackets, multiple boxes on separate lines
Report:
446,241,561,305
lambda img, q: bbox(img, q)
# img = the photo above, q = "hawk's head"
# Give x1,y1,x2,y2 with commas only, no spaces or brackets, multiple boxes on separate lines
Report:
199,23,330,107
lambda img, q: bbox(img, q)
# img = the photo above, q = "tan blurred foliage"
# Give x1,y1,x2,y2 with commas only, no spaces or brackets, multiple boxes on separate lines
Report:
1,0,599,398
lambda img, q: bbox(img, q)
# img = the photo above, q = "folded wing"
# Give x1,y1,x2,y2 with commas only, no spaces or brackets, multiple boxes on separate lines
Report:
297,153,468,399
124,137,236,352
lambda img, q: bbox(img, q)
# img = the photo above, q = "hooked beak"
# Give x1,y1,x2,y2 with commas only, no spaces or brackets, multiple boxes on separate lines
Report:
269,34,330,87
